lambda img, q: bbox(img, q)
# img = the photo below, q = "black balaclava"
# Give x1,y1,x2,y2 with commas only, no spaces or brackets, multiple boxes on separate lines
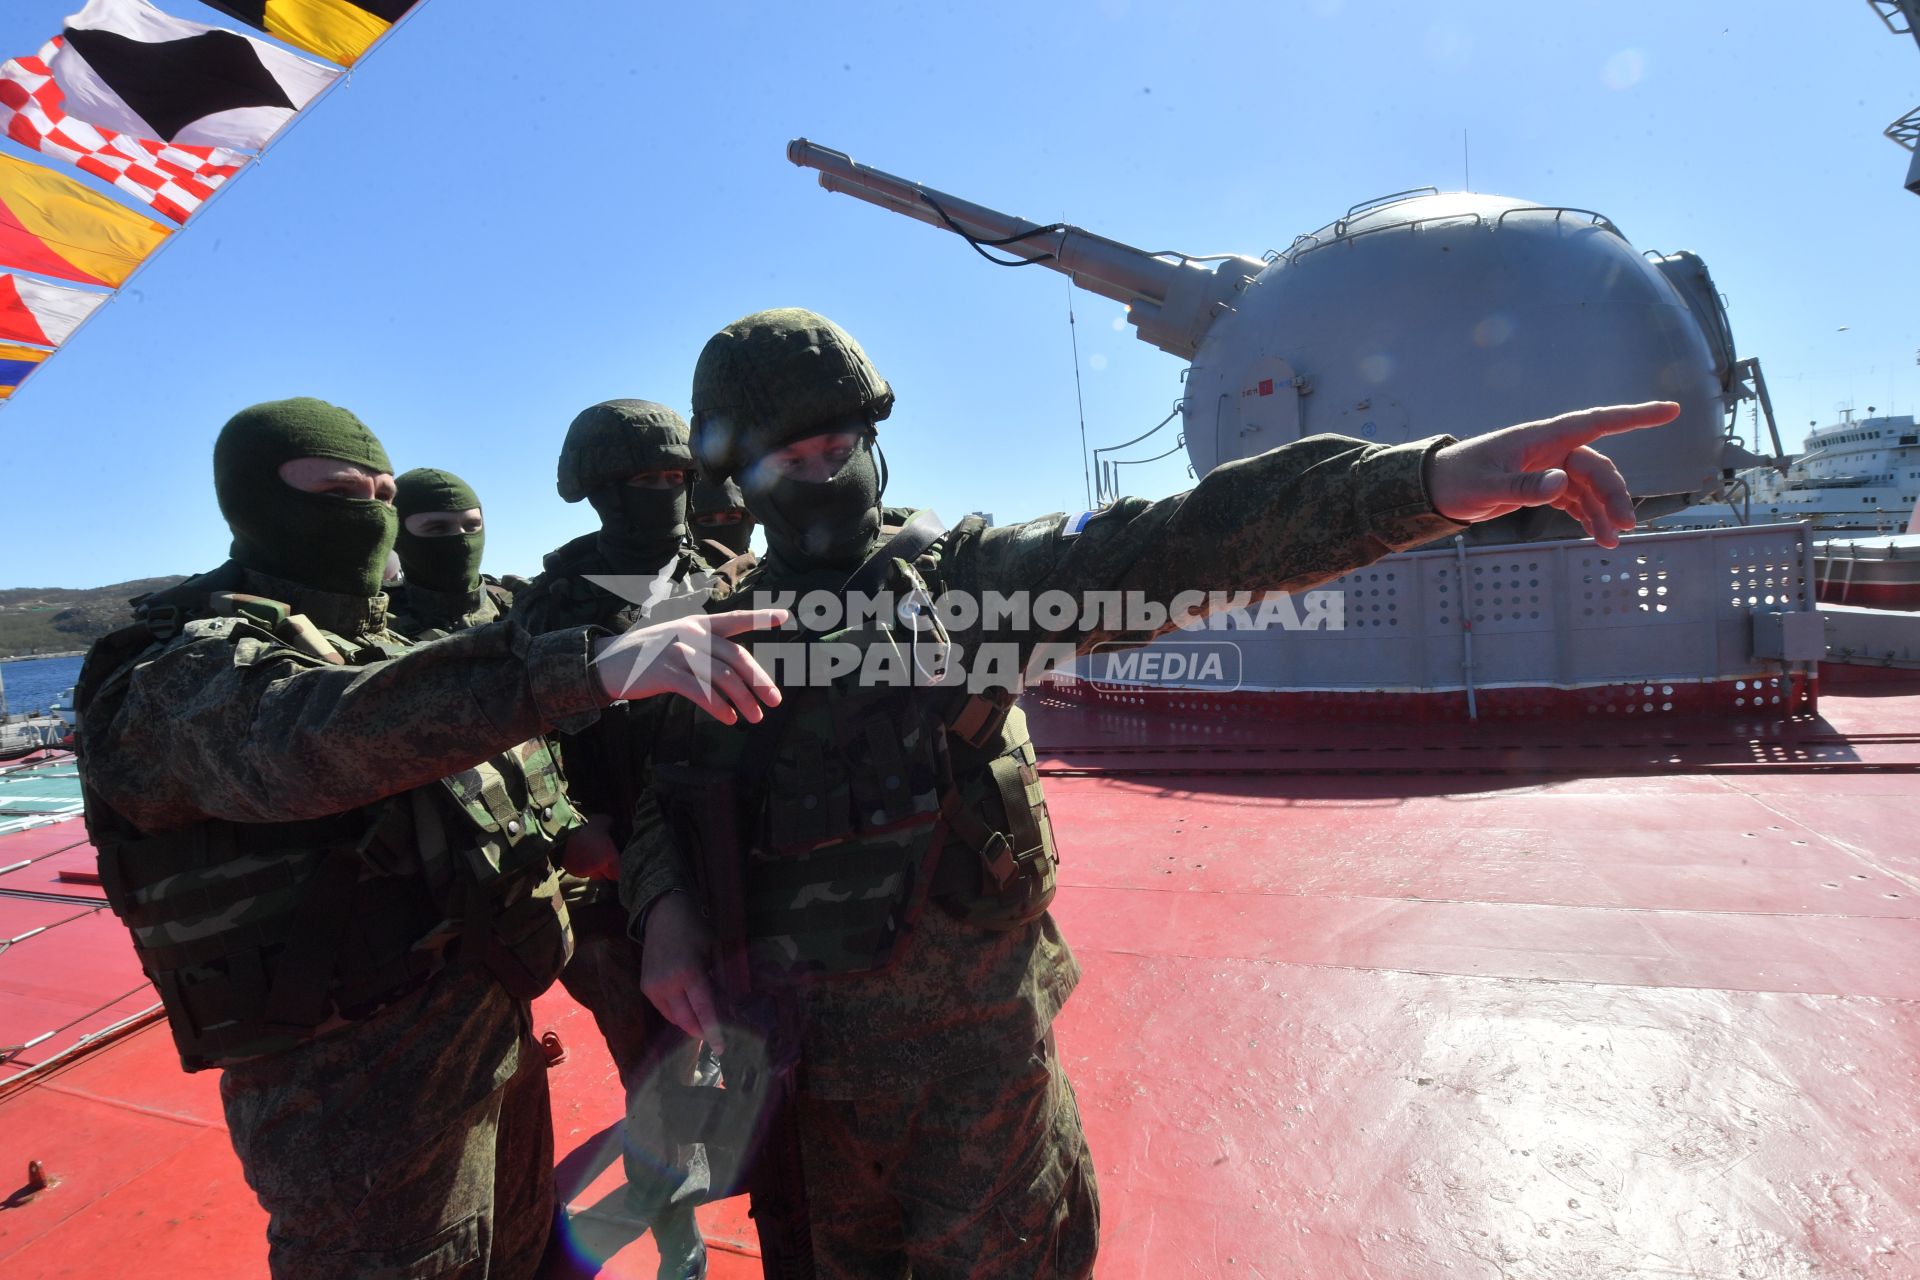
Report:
742,433,883,572
589,480,687,572
691,475,755,557
213,397,395,598
394,467,484,593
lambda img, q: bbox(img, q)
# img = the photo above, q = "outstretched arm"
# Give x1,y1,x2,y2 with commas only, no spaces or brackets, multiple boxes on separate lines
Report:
85,610,786,830
946,401,1679,660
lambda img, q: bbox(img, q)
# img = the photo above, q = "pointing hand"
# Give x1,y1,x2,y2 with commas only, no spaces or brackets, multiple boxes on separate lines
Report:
591,608,789,724
1426,401,1681,548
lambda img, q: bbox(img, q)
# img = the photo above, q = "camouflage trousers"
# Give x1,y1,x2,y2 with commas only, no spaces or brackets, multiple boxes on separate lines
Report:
557,896,709,1270
220,967,555,1279
794,1030,1099,1280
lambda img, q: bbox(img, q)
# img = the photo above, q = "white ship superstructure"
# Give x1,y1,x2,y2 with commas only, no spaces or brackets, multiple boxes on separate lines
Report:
1740,411,1920,528
1766,416,1920,525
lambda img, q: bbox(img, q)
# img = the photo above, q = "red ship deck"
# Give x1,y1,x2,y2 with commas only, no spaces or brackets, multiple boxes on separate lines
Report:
4,677,1918,1278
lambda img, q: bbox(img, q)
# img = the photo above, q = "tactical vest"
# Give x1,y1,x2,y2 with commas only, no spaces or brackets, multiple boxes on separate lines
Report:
77,578,578,1071
391,577,513,642
659,517,1059,981
514,536,729,633
510,540,722,849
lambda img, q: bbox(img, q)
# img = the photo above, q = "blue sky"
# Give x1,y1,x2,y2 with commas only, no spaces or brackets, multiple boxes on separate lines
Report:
1,0,1916,588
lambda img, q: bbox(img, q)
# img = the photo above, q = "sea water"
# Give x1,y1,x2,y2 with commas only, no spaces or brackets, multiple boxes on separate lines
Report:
2,653,84,716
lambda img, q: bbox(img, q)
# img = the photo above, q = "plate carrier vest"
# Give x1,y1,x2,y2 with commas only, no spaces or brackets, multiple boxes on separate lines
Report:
657,514,1060,981
75,569,578,1071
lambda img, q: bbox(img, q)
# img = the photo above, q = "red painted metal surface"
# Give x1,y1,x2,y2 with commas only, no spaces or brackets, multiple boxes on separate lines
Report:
1,674,1917,1276
0,835,105,898
1816,577,1920,609
0,824,87,862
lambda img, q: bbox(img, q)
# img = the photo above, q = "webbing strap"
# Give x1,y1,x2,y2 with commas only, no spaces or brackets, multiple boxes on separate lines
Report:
938,786,1015,894
101,811,372,886
988,752,1033,839
841,509,946,603
117,854,317,932
947,695,1002,749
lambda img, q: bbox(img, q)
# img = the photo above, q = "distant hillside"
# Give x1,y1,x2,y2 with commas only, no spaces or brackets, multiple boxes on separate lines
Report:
0,577,189,658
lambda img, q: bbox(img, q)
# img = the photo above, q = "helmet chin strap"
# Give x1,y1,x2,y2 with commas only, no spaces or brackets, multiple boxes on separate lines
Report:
871,431,890,502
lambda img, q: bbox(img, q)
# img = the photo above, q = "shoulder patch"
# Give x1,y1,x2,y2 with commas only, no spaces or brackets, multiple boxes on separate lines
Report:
1062,510,1105,538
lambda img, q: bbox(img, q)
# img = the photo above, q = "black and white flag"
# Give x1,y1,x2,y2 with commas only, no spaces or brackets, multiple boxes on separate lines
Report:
51,0,338,151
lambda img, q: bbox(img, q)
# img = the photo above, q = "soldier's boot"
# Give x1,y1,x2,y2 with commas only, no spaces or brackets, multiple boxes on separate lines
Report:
650,1200,707,1280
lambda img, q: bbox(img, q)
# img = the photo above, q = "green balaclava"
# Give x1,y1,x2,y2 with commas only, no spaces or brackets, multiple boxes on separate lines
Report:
741,435,883,571
690,474,756,558
394,467,484,593
555,400,693,572
690,309,893,572
213,397,395,597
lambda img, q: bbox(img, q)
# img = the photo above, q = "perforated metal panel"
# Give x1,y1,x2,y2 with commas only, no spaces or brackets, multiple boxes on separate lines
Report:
1067,524,1817,713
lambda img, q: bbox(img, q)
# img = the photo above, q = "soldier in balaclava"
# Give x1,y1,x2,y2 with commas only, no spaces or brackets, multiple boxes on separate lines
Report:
73,397,788,1280
625,308,1675,1277
508,399,719,1279
688,474,756,564
516,399,706,614
389,466,515,640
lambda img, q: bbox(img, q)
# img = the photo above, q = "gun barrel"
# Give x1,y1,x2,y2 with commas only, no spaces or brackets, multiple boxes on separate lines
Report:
788,141,1047,252
788,139,1259,358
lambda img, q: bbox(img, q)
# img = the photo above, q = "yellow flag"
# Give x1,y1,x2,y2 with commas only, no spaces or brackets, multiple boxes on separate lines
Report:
0,152,168,288
194,1,394,67
269,0,391,66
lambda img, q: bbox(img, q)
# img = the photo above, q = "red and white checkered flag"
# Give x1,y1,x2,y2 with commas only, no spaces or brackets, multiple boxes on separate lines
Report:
0,39,245,225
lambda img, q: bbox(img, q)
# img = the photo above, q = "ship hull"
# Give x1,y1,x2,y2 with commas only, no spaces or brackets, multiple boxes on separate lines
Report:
1814,535,1920,610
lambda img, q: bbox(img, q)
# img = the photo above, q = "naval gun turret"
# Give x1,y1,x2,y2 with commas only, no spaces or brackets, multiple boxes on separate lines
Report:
789,140,1783,540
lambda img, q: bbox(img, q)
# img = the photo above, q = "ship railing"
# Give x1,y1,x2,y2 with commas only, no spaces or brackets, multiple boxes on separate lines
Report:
1290,212,1483,262
1333,187,1442,234
1284,205,1623,267
1491,206,1621,234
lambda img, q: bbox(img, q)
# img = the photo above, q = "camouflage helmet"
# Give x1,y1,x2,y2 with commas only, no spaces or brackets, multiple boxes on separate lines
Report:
690,308,894,481
555,399,694,503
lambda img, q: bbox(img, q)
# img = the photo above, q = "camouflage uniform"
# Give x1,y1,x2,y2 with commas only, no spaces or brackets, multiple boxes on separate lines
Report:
627,309,1468,1278
512,535,719,1250
80,565,610,1279
72,397,630,1280
510,400,720,1276
391,574,514,640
